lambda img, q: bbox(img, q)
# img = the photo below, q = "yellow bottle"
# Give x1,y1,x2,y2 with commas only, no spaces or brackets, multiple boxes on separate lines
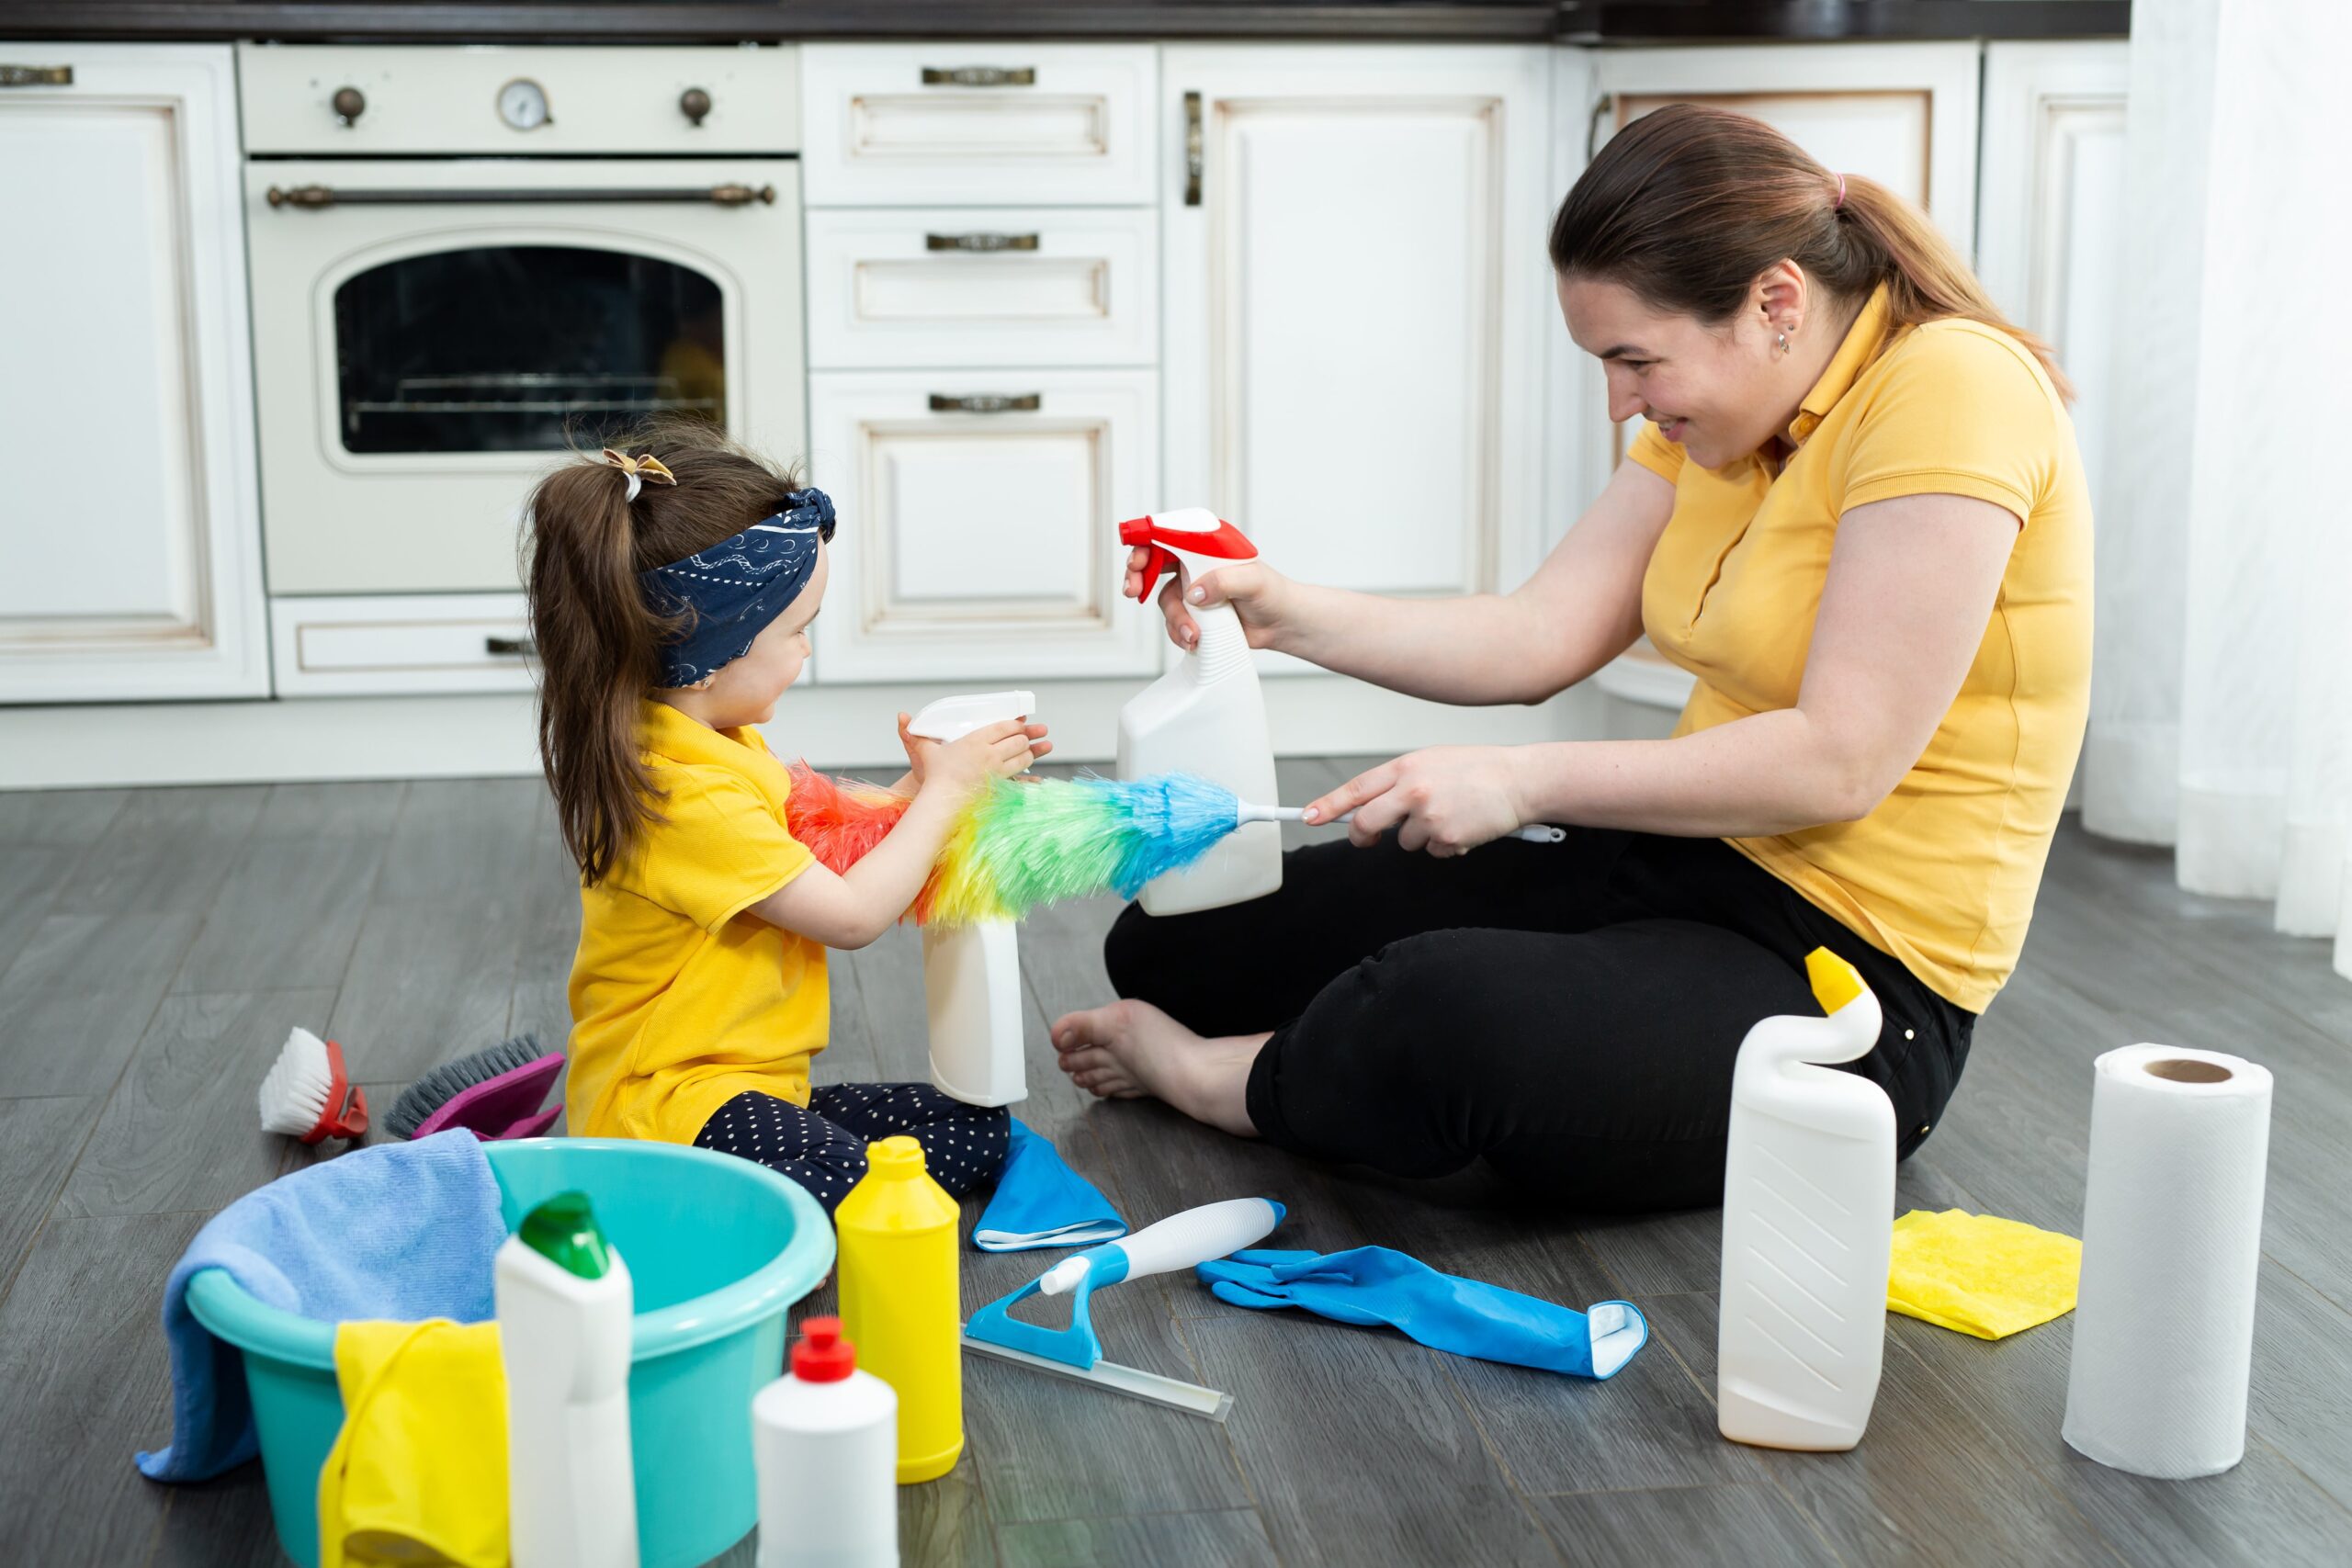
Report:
834,1135,961,1483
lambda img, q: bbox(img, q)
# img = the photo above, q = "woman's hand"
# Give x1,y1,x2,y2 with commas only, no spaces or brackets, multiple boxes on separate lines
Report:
1130,547,1295,653
897,711,1052,795
1304,746,1530,856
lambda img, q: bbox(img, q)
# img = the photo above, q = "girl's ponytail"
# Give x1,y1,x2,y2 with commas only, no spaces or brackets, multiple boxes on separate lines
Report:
1549,103,2072,402
524,417,804,884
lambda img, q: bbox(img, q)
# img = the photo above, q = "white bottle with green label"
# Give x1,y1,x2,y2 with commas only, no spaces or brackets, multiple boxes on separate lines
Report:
496,1190,639,1567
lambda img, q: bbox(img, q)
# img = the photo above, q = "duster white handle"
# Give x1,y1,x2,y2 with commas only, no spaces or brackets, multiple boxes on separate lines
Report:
1245,805,1566,845
1040,1199,1280,1294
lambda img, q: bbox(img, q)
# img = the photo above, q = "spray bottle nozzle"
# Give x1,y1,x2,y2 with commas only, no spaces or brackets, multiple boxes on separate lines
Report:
1119,511,1259,602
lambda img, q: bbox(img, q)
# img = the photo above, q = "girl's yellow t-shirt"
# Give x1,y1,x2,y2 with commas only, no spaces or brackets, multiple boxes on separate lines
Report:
1628,284,2092,1014
565,700,824,1143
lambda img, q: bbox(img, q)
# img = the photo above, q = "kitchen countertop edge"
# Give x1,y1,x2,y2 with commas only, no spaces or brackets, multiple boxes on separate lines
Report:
0,3,2133,47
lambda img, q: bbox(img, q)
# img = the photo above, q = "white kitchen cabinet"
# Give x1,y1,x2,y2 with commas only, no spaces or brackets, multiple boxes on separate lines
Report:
268,593,537,697
0,44,267,703
805,207,1159,370
1567,42,1982,716
805,370,1162,682
801,43,1157,207
1160,44,1556,673
1977,41,2129,523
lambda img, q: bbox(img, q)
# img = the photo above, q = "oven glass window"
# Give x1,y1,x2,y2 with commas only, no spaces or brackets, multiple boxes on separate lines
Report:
334,246,725,454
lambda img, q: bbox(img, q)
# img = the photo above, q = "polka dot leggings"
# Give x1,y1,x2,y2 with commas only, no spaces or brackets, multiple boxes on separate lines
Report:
693,1083,1011,1215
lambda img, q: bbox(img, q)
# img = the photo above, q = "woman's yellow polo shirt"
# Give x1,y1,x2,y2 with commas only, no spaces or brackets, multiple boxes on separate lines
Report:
565,700,824,1143
1627,284,2091,1012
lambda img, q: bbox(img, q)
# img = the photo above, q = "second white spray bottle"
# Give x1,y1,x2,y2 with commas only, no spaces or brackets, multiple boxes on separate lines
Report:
1115,510,1282,916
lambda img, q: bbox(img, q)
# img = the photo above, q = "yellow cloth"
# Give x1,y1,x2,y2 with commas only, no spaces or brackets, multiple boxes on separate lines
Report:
1885,1208,2082,1340
568,699,824,1143
1628,284,2092,1012
319,1319,508,1568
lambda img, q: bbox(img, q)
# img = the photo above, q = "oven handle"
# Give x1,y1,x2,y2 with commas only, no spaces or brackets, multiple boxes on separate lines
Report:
266,183,777,209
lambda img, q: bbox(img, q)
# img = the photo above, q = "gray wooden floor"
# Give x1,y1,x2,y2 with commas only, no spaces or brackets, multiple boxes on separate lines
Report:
2,762,2349,1567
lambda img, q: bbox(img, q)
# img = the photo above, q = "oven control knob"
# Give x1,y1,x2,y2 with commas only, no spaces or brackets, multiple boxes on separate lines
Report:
331,86,366,126
680,87,712,126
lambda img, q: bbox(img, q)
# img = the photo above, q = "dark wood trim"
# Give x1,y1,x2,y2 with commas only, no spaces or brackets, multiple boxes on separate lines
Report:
2,1,2127,46
1558,1,2132,45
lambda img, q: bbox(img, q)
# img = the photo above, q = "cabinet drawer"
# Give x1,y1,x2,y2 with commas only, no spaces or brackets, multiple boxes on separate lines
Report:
271,594,537,696
807,208,1158,369
801,44,1155,206
806,370,1162,683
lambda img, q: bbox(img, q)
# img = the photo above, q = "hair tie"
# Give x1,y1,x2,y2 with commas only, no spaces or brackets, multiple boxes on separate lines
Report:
597,448,677,503
1833,172,1848,211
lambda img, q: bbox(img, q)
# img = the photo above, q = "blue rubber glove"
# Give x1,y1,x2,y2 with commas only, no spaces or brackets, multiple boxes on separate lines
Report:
1195,1247,1648,1380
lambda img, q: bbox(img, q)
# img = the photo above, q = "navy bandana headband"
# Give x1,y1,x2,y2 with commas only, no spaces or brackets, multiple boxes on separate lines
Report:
638,488,835,687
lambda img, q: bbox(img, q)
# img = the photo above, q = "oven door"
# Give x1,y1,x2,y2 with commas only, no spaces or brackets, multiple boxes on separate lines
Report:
246,158,805,594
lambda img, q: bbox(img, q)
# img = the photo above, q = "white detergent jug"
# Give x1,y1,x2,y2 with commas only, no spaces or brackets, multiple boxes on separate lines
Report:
908,691,1035,1107
1115,510,1281,916
1716,948,1894,1452
495,1190,639,1568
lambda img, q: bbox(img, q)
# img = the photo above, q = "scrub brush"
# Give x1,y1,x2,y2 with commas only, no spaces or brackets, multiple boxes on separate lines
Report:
383,1033,565,1141
257,1027,370,1144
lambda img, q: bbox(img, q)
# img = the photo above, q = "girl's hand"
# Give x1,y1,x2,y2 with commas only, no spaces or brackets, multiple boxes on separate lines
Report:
919,719,1037,801
1304,746,1530,857
899,712,1054,793
1130,548,1294,654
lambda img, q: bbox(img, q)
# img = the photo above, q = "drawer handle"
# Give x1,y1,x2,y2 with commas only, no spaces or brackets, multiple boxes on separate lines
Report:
267,183,775,209
921,66,1035,88
925,231,1041,254
1184,91,1204,208
1,64,74,87
484,635,537,658
928,393,1041,415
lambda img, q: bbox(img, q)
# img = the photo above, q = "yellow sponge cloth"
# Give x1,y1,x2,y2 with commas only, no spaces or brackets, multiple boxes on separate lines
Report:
1886,1208,2083,1340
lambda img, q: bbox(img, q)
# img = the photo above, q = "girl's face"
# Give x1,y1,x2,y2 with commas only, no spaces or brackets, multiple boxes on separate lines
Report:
1557,271,1805,470
695,544,828,728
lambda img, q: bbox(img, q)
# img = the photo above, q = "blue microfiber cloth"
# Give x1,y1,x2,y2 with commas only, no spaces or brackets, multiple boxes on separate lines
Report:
1195,1247,1650,1381
971,1118,1128,1252
136,1130,506,1483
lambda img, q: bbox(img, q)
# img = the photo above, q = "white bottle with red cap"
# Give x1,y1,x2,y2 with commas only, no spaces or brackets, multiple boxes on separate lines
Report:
752,1315,899,1568
1115,509,1283,915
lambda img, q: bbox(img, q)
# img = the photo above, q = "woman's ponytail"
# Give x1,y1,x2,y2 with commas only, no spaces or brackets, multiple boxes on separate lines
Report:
1549,103,2072,402
523,416,805,884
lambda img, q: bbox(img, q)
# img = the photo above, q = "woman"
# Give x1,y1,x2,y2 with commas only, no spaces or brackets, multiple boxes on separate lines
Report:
1052,105,2091,1211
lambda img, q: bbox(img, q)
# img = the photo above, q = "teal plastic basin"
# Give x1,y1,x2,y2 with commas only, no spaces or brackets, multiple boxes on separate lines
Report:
184,1138,833,1568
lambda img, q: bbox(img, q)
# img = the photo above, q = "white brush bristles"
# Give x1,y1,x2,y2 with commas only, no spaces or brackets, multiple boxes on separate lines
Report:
258,1026,334,1138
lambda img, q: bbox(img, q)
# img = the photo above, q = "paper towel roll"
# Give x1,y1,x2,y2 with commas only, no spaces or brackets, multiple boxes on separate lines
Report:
2062,1043,2272,1479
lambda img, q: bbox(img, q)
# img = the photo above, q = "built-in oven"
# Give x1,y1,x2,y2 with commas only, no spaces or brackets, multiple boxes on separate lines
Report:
239,44,806,611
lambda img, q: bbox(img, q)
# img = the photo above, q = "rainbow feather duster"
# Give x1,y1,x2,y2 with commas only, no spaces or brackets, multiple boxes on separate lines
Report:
785,762,1246,925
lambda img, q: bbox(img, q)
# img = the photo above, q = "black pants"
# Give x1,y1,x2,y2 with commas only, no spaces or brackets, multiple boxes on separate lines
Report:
695,1083,1010,1215
1104,831,1973,1213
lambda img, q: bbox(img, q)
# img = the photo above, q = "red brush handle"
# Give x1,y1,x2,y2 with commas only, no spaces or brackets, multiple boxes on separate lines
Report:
309,1040,370,1143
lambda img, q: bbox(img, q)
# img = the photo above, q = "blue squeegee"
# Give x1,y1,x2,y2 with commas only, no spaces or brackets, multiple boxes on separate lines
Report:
961,1197,1283,1421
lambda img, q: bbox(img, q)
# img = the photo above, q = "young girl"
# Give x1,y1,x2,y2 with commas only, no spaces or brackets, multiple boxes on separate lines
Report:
524,420,1044,1212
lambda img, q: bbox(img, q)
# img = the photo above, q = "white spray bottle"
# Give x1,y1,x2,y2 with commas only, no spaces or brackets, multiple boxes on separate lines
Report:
1114,510,1282,916
1716,947,1894,1452
908,690,1035,1107
495,1190,639,1568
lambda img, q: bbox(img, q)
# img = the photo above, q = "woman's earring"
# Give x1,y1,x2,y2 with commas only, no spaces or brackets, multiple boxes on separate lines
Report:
1776,331,1789,355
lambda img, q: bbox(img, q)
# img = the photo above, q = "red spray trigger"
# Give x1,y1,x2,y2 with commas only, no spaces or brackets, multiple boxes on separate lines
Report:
1118,513,1257,604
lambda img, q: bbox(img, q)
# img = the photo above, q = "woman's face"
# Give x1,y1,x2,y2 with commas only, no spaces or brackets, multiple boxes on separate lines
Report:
696,544,828,727
1557,272,1796,470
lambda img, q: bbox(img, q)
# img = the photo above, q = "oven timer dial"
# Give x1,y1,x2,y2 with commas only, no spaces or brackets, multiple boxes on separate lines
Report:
496,78,551,131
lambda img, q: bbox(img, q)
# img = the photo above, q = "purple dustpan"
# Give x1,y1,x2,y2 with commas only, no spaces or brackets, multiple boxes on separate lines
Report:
413,1051,566,1140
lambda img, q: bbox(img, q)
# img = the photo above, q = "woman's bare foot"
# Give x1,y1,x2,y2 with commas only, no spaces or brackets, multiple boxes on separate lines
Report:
1050,999,1268,1139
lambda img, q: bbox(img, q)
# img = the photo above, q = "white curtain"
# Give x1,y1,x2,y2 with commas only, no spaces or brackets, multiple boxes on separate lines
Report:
2082,0,2352,980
